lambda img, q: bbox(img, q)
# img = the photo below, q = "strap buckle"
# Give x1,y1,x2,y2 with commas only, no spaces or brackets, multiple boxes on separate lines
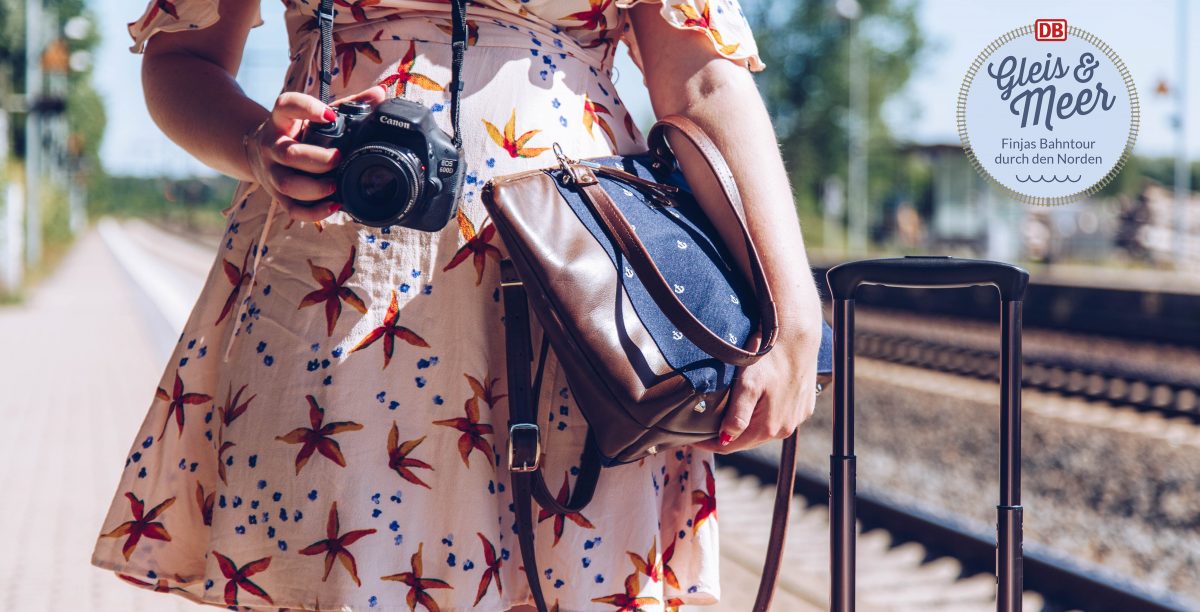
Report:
317,7,335,24
507,423,542,473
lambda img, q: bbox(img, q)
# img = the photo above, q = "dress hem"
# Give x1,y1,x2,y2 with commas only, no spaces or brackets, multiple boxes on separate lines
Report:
91,556,720,611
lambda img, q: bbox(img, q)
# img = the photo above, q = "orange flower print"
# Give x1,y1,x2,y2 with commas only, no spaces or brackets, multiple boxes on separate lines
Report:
154,371,212,440
562,0,613,31
483,109,550,158
334,0,380,22
216,437,237,484
216,242,253,325
100,492,175,561
275,395,364,474
690,460,717,534
442,210,501,286
378,41,444,97
139,0,178,29
349,289,430,368
334,31,384,87
299,501,377,586
217,382,255,427
195,481,215,526
299,246,368,336
382,542,453,611
591,571,660,611
435,19,479,45
627,536,660,584
285,216,325,232
387,423,434,489
583,94,616,145
465,373,506,410
213,550,273,606
473,532,504,606
661,536,681,590
214,383,252,484
537,472,596,546
623,112,639,140
673,2,740,55
432,387,494,468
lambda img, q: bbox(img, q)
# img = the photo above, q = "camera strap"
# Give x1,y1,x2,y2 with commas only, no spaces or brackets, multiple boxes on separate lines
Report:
316,0,469,148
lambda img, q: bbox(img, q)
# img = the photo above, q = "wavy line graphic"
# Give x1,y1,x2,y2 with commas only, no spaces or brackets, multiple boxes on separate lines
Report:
1015,174,1082,183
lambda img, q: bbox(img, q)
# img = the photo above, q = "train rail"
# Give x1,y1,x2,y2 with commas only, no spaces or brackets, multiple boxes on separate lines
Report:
714,452,1195,611
849,328,1200,423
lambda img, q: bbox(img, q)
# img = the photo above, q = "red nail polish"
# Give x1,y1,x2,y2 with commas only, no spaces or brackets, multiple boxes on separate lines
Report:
328,202,342,213
719,432,732,446
323,108,337,122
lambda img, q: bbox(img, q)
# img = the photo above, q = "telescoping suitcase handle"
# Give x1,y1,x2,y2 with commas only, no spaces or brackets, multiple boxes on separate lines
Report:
826,255,1029,301
824,256,1030,612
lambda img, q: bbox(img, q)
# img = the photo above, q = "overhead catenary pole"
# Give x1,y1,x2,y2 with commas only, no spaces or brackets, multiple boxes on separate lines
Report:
1173,0,1190,267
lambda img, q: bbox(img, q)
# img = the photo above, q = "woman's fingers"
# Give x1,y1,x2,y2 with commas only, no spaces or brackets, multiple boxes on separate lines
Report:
271,92,334,135
270,140,341,174
281,198,339,223
331,84,389,109
718,377,760,447
268,164,337,201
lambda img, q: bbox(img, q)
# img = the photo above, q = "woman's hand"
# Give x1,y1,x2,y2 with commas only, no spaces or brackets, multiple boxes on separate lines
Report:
245,86,389,222
628,4,827,452
694,314,824,453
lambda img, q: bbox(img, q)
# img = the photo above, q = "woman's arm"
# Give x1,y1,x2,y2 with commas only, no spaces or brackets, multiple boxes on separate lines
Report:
140,0,370,220
628,4,823,450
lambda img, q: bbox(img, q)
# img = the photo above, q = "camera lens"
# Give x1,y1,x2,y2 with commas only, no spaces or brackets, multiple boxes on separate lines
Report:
359,165,404,206
339,144,424,226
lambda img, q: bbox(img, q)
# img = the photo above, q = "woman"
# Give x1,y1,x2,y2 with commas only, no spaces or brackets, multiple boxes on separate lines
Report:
91,0,824,609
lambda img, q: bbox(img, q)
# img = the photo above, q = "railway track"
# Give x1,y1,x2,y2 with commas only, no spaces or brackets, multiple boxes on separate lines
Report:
846,320,1200,423
713,452,1195,612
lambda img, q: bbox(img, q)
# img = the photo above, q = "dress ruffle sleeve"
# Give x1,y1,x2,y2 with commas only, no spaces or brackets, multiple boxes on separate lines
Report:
128,0,264,54
617,0,765,72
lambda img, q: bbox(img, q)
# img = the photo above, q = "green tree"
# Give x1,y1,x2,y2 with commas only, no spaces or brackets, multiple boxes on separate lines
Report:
746,0,925,221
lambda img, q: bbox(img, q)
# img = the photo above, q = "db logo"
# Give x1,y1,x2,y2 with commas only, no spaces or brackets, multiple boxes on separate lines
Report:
1035,19,1068,41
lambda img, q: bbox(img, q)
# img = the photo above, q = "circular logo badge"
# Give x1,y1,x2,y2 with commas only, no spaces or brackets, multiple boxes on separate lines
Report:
958,21,1139,206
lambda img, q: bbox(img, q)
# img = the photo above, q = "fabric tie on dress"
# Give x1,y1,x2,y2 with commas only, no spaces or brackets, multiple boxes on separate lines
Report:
222,195,280,363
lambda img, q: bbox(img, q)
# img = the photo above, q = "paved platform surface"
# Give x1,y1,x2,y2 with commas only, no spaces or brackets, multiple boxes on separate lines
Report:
0,228,192,611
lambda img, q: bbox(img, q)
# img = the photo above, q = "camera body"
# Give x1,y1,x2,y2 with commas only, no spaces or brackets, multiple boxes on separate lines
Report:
300,99,463,231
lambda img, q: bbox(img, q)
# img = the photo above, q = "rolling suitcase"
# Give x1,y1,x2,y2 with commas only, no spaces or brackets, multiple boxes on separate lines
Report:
825,256,1030,612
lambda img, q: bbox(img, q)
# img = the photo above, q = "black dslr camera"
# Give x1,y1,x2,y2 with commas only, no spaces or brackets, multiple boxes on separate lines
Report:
300,98,463,230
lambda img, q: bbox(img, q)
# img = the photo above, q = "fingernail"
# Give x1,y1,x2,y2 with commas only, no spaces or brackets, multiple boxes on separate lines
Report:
719,432,733,446
323,108,337,122
328,202,342,213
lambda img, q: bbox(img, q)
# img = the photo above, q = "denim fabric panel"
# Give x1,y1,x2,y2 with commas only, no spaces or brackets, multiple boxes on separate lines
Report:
550,155,757,394
818,319,833,375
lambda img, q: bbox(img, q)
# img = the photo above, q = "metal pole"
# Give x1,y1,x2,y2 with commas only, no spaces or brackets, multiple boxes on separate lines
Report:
24,0,43,269
847,15,869,255
1172,0,1190,267
831,298,856,612
997,299,1024,611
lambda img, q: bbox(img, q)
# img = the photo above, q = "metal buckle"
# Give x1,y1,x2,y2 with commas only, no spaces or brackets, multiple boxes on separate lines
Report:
507,423,542,473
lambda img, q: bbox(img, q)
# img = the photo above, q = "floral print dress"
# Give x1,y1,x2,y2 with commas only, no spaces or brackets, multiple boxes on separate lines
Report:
93,1,763,610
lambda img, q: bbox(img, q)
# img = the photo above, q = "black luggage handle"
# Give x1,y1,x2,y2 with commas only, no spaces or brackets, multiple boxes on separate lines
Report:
826,255,1029,301
826,256,1029,612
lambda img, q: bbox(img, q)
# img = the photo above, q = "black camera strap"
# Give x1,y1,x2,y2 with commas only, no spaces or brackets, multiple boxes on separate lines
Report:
316,0,468,148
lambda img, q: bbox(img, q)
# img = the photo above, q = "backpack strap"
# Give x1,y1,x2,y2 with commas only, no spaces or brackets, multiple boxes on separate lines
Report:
500,259,795,612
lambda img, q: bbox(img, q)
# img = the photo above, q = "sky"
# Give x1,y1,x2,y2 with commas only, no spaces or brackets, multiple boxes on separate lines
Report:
93,0,1200,177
